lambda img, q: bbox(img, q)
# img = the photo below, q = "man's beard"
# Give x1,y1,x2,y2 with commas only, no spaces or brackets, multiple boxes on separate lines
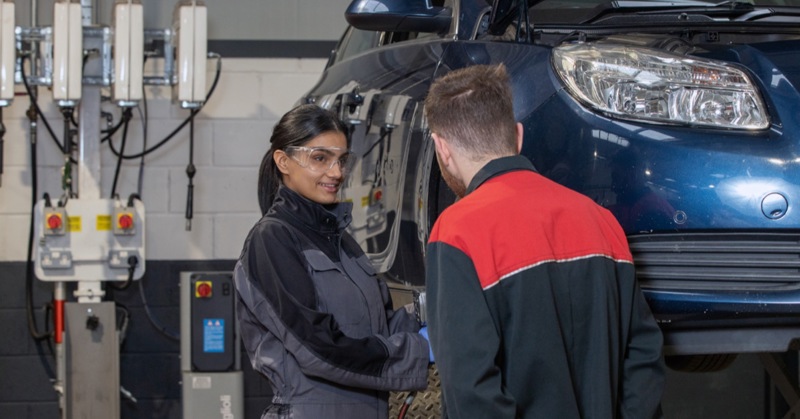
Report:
437,154,467,198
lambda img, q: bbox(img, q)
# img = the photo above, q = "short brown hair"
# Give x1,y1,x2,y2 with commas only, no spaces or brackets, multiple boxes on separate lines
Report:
424,64,517,160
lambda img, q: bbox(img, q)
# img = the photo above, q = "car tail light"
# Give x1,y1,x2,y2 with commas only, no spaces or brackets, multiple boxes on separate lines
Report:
552,43,769,130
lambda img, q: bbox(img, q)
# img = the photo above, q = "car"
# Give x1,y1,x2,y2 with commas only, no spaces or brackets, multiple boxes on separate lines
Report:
300,0,800,374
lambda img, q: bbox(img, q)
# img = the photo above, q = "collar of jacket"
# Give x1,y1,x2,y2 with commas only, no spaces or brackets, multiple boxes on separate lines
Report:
465,154,538,196
269,185,353,234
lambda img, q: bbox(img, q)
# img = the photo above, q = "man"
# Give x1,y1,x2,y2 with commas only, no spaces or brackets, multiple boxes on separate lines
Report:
424,64,665,418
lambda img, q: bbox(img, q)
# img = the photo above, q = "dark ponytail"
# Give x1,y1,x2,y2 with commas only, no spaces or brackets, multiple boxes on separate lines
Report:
257,104,348,215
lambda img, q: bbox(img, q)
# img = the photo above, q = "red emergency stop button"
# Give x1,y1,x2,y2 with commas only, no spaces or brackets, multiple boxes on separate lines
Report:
195,281,212,298
47,213,63,230
117,213,134,230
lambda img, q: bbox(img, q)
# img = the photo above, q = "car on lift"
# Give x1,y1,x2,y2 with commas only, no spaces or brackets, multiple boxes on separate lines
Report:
300,0,800,372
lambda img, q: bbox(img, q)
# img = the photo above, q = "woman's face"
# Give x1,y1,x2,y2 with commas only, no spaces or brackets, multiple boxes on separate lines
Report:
275,131,349,205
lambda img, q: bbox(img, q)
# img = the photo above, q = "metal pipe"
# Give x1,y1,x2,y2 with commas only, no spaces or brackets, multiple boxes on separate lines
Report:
80,0,93,26
29,0,38,77
0,108,5,187
55,281,66,418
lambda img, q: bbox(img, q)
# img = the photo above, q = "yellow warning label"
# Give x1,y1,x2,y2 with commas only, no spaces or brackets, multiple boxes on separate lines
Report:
361,196,369,207
67,216,81,232
97,215,112,231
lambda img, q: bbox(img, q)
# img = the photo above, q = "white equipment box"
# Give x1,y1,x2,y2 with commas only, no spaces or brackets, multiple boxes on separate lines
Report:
33,198,145,282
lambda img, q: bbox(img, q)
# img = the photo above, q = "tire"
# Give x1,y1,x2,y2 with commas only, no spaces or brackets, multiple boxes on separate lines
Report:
665,354,738,372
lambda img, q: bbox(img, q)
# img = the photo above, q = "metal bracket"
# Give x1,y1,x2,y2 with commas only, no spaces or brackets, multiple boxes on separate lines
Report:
15,26,175,88
759,353,800,419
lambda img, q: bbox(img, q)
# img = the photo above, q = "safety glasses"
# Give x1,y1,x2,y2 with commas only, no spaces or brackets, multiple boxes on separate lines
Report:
285,146,354,174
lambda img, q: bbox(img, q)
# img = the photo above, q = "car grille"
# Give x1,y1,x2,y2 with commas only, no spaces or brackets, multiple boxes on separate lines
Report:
628,232,800,287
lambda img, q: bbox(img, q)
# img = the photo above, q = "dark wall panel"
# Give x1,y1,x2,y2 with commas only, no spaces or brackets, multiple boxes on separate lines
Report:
0,260,273,419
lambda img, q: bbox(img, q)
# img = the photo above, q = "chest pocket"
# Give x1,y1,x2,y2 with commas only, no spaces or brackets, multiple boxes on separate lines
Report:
303,250,369,334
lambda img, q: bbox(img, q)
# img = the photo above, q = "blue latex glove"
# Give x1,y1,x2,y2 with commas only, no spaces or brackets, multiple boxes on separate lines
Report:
419,326,435,363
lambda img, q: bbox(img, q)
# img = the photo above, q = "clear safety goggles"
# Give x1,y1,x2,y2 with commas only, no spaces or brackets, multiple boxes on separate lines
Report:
285,146,354,174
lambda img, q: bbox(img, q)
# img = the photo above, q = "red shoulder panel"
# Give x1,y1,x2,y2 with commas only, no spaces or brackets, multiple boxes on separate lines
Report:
429,171,633,290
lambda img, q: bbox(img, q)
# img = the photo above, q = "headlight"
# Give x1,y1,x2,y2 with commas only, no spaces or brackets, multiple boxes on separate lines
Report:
552,43,769,129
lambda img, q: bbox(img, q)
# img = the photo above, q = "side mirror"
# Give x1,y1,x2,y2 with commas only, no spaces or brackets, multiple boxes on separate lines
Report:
345,0,452,34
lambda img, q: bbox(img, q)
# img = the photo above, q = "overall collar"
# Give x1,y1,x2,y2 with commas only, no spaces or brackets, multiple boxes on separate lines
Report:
270,186,352,234
466,155,537,195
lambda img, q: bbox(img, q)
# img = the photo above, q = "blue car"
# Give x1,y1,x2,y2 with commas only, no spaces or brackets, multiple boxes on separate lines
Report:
301,0,800,372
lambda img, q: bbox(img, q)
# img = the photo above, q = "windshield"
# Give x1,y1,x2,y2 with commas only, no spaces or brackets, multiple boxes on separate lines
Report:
525,0,800,24
535,0,800,8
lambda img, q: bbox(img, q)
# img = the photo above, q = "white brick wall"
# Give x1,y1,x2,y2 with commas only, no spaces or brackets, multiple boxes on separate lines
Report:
0,57,328,261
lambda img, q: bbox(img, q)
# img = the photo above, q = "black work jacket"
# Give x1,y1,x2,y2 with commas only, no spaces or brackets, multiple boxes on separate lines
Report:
234,186,429,419
427,155,665,419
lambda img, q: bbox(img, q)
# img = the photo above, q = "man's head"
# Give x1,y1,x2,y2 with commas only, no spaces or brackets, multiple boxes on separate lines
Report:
424,64,519,161
424,64,521,197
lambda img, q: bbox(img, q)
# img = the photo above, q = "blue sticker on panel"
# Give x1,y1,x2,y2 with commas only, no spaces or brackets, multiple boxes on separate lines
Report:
203,318,225,353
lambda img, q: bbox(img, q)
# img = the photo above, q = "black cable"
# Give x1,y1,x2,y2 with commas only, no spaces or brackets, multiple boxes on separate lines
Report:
113,110,196,160
127,193,141,208
136,101,148,197
136,57,150,196
138,271,179,341
42,303,55,356
113,194,162,341
60,108,74,196
115,302,130,346
33,302,56,380
0,107,4,187
107,54,222,160
110,108,133,198
185,110,196,231
100,115,126,141
61,107,74,155
21,56,69,155
109,255,137,291
25,103,52,342
69,111,78,128
101,116,124,134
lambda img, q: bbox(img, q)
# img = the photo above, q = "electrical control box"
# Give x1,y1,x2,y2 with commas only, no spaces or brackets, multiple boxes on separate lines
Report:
0,0,15,106
52,0,83,103
33,198,145,282
180,271,243,419
184,272,236,371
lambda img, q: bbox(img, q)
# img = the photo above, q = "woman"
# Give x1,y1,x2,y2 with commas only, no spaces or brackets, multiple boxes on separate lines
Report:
234,104,431,418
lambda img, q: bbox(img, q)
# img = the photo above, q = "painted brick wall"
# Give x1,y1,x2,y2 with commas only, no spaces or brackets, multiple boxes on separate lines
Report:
0,57,327,419
0,57,328,262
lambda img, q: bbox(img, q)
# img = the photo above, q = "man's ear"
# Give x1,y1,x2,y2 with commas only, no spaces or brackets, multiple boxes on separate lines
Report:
431,133,452,166
274,150,291,175
515,122,524,154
